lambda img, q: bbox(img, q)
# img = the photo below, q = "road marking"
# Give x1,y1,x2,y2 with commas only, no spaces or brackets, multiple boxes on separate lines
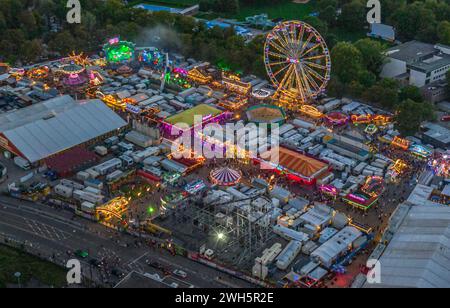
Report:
23,218,71,241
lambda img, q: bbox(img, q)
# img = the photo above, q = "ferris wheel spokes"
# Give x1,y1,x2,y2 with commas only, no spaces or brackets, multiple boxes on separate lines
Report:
264,20,331,105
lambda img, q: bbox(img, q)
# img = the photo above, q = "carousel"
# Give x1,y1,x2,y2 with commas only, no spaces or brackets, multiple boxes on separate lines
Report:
57,63,88,88
209,167,242,186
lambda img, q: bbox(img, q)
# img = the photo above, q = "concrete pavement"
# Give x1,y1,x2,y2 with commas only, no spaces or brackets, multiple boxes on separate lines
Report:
0,196,254,288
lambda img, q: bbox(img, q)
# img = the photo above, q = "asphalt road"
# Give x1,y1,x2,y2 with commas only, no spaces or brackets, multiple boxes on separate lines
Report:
0,196,254,288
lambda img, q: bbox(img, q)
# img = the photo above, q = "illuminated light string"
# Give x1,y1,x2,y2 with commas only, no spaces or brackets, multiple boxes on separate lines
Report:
264,20,331,106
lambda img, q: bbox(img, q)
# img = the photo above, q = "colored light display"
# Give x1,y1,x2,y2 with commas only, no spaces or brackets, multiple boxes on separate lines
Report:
139,48,165,69
319,184,338,196
264,20,331,104
428,152,449,178
361,175,384,197
391,136,410,150
299,104,323,118
103,39,135,63
325,112,349,126
409,144,432,159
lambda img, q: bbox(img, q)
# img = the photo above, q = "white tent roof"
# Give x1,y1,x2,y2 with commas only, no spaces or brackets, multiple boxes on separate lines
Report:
364,205,450,288
2,97,127,163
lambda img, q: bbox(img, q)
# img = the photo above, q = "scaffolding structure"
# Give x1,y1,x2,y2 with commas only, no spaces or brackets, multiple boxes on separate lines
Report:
188,192,275,267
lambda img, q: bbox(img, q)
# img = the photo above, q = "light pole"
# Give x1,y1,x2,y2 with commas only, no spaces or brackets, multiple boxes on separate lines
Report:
14,272,21,288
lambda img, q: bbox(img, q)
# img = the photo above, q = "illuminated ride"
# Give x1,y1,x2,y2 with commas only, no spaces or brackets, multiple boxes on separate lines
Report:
387,159,408,181
139,47,165,69
361,176,384,197
351,114,392,126
351,114,371,125
428,152,449,178
95,91,126,111
165,67,192,89
409,144,432,159
95,197,129,227
325,111,349,126
391,136,410,151
299,104,323,118
318,184,338,198
209,167,242,186
9,68,26,79
67,51,91,67
103,37,136,64
343,176,384,210
264,20,331,106
252,89,272,100
27,66,49,80
56,63,88,87
364,124,378,135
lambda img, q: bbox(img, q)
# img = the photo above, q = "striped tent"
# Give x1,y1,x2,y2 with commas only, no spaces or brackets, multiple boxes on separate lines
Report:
210,167,242,186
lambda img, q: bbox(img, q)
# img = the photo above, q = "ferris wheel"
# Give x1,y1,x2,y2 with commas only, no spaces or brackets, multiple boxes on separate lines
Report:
264,20,331,104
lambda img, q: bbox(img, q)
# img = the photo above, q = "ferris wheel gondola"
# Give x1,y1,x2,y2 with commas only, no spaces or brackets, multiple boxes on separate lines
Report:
264,21,331,106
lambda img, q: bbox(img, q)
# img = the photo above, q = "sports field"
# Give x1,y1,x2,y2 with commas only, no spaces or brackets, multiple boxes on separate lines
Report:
132,0,317,21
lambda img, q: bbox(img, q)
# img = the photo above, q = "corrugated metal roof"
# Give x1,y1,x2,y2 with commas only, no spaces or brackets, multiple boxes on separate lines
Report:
364,206,450,288
0,95,76,132
3,99,127,163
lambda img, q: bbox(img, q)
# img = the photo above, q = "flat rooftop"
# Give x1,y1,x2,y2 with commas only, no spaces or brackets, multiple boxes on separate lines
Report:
364,205,450,288
386,40,436,63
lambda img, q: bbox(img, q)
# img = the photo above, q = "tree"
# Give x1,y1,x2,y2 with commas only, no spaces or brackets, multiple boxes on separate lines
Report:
354,38,385,75
437,21,450,45
389,2,437,42
331,42,363,84
302,16,328,37
338,0,366,31
363,78,399,109
320,5,337,26
348,81,364,98
327,77,345,98
22,39,43,63
399,85,423,102
48,31,77,55
395,99,435,136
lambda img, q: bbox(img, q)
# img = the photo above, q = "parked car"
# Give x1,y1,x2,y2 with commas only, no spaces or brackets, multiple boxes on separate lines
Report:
173,269,188,279
75,250,89,259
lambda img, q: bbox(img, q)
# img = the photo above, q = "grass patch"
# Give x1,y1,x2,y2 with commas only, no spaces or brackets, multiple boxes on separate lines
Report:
0,245,67,288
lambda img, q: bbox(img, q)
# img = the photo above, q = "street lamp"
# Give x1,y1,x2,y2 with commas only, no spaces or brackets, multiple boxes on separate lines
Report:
217,232,225,241
14,272,21,288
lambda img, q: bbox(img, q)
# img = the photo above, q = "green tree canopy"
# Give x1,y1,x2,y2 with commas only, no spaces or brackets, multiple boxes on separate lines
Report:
331,42,363,84
399,85,423,103
395,99,435,136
